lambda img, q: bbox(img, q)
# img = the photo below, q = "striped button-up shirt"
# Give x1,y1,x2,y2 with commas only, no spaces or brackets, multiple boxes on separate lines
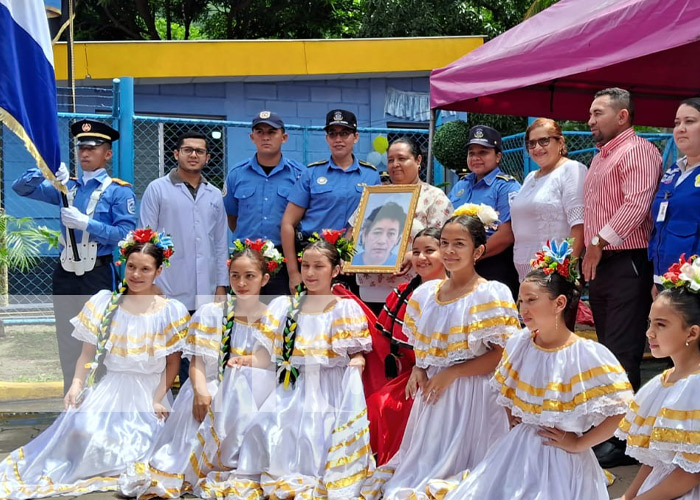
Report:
584,128,662,250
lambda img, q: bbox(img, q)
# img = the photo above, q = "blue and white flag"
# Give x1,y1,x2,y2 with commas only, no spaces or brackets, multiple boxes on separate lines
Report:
0,0,63,189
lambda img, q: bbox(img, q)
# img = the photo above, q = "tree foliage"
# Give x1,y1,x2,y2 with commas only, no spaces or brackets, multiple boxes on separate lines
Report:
73,0,537,41
359,0,535,39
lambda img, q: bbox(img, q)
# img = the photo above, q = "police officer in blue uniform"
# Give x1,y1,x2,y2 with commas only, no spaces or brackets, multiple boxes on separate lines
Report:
280,109,381,293
448,125,521,299
12,119,137,393
223,111,304,297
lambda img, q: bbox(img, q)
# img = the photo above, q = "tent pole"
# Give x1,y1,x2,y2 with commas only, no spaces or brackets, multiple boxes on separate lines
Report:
427,108,437,184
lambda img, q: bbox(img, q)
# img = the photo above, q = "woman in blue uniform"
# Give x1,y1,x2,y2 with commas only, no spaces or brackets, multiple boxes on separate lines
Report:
281,109,381,293
448,125,521,299
649,98,700,292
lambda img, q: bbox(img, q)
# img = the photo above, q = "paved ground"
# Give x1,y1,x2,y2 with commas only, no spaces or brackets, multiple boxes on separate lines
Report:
1,400,638,499
1,358,666,499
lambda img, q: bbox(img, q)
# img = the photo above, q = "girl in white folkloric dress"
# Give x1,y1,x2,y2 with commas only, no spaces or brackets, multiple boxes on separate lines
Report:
361,204,521,500
119,239,283,498
0,229,189,500
441,239,633,500
205,230,373,499
616,255,700,500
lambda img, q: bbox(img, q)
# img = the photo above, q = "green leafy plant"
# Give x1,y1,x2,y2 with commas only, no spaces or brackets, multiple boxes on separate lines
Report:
0,213,60,272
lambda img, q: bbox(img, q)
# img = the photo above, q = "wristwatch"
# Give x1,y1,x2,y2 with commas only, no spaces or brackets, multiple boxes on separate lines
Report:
591,235,603,248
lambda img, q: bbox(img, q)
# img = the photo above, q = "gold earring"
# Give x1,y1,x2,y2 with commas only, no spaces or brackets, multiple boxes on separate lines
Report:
686,340,690,347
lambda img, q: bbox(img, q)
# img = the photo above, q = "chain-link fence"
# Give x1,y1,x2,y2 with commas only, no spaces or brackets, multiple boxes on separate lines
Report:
131,116,434,198
2,99,676,308
498,131,676,183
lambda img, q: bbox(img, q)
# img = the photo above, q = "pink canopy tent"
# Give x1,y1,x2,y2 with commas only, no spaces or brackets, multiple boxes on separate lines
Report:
429,0,700,127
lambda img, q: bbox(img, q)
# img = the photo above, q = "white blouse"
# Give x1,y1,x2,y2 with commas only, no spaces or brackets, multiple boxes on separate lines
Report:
510,159,587,281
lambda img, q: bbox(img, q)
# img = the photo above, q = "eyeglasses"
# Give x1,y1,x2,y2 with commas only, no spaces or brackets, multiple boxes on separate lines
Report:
179,146,208,156
327,130,354,139
525,136,559,149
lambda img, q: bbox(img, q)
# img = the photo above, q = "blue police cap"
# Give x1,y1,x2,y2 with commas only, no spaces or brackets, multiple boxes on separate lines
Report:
252,111,285,129
325,109,357,131
467,125,502,152
71,119,119,146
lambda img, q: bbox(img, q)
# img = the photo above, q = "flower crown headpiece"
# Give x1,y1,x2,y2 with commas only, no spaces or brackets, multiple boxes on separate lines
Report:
229,238,286,275
117,227,174,267
530,238,579,283
661,254,700,293
452,203,499,230
299,229,355,262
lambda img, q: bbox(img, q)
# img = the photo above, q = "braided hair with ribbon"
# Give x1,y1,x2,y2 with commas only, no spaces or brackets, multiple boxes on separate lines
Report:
278,231,353,389
83,233,169,388
219,239,285,380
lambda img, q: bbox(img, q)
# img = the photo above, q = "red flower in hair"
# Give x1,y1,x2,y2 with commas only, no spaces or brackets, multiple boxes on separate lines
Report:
267,260,278,273
133,228,156,243
543,267,554,275
245,238,266,252
559,258,570,278
163,248,174,259
663,253,687,284
321,229,345,245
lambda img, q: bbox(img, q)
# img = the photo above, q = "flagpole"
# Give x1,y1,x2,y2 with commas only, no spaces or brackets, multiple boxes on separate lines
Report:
62,0,80,262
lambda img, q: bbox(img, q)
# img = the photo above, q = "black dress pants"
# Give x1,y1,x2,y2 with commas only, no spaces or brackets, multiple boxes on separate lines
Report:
588,249,653,391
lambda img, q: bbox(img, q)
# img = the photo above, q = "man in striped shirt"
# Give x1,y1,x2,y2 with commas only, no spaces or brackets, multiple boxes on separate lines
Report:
582,87,661,392
582,88,661,469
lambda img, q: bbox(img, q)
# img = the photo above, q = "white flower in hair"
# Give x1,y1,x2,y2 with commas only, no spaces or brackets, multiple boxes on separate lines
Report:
476,204,499,228
263,242,282,261
452,203,500,229
679,259,700,292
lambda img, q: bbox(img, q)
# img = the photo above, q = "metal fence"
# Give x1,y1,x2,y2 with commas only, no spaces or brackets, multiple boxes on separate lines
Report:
0,79,677,306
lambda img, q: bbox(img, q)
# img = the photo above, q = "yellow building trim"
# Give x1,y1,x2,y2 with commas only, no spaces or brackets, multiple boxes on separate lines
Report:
53,37,482,82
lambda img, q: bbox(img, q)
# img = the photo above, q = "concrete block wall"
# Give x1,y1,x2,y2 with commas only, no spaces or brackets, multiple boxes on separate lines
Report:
133,76,431,172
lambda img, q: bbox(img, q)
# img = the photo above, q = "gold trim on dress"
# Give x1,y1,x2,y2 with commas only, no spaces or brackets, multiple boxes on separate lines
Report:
434,279,484,305
499,380,632,414
496,356,628,396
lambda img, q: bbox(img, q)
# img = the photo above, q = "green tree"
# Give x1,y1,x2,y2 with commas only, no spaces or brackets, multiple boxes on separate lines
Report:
359,0,533,39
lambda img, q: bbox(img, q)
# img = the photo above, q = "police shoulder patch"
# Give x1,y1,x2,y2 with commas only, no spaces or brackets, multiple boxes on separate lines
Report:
112,177,132,186
307,159,329,167
358,160,377,170
495,174,516,182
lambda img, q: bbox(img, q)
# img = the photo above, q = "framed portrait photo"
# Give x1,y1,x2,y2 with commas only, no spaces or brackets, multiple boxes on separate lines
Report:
345,184,421,274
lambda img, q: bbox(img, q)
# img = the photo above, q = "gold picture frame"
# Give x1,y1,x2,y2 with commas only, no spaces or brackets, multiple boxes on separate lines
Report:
345,184,421,274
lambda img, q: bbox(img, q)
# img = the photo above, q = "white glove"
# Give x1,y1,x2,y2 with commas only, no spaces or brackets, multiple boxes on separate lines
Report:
55,163,70,185
61,206,89,231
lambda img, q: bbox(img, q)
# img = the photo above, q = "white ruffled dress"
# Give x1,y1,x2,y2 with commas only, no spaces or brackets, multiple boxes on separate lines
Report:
209,296,373,500
0,290,189,500
361,280,520,500
119,301,270,498
615,369,700,499
442,330,633,500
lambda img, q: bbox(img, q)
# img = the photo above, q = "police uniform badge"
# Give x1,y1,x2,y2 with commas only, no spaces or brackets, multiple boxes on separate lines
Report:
474,128,484,138
82,122,92,132
127,198,136,215
221,181,227,197
696,173,700,188
317,176,328,185
456,189,465,198
259,111,271,119
333,111,344,121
